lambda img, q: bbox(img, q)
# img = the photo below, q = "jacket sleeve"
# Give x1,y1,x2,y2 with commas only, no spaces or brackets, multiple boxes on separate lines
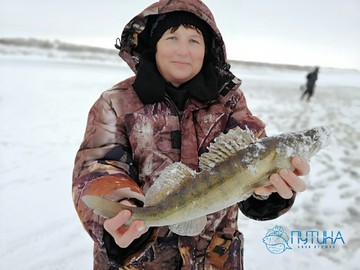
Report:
72,90,155,267
226,87,295,220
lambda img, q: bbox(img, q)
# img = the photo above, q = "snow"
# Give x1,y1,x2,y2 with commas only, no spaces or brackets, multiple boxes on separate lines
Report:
1,51,359,270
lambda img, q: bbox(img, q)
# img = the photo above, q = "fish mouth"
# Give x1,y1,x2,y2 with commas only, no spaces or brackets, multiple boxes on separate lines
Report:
308,126,331,156
317,126,331,148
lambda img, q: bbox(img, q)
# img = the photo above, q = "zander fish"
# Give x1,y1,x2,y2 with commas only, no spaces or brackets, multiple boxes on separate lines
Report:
82,126,330,236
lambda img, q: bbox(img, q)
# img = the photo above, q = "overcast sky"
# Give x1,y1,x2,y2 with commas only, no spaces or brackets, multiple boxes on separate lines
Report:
1,0,359,69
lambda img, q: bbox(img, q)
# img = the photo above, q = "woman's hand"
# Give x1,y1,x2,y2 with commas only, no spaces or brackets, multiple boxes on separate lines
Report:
254,156,310,199
103,200,148,248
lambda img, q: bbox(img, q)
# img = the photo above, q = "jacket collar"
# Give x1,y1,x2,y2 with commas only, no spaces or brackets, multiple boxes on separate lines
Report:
132,50,219,106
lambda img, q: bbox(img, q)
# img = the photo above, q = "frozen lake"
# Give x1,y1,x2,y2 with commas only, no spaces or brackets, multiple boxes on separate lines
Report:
1,55,359,269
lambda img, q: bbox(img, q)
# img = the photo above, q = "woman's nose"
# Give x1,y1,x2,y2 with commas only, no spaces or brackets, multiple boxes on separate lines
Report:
175,41,190,56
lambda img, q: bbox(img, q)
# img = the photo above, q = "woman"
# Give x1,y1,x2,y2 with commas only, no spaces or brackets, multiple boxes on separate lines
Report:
73,1,309,269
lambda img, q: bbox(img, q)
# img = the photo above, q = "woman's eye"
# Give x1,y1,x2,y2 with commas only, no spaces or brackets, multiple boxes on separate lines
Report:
190,39,200,44
166,36,177,40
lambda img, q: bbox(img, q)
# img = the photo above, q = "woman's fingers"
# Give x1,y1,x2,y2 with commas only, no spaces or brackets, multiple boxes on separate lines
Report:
113,220,146,248
254,185,277,197
103,210,131,235
279,168,307,192
103,200,148,248
270,174,294,199
254,156,309,200
269,169,307,199
292,156,310,176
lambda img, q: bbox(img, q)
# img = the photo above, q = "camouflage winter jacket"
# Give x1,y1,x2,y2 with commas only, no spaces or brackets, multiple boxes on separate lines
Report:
72,1,295,269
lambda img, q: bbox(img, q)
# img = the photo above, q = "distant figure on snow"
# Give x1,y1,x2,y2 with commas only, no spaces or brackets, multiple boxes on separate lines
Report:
301,66,319,102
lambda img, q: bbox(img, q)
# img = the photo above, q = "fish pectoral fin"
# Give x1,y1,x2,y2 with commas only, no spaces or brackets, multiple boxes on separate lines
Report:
251,177,271,188
169,216,207,236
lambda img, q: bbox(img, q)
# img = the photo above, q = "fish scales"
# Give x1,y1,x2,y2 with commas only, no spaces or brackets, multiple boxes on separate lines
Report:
82,126,331,236
136,149,266,225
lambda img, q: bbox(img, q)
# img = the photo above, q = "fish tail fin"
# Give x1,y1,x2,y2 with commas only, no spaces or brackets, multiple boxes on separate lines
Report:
82,195,130,219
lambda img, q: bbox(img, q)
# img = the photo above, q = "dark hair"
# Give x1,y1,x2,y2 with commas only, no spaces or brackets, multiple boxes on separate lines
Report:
167,24,203,35
137,11,211,51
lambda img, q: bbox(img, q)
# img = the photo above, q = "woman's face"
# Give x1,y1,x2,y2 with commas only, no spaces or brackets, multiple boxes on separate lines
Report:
155,25,205,87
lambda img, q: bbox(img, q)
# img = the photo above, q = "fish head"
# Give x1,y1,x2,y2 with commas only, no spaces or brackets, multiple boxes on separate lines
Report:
275,126,331,161
301,126,331,157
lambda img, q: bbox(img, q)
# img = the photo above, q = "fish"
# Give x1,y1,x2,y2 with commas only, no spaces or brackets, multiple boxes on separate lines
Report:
82,126,331,236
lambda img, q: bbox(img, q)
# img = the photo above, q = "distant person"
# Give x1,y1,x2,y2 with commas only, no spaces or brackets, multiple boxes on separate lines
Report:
301,66,320,102
72,0,311,269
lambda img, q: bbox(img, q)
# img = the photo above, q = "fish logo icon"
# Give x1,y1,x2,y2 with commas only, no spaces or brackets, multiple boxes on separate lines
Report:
263,225,292,254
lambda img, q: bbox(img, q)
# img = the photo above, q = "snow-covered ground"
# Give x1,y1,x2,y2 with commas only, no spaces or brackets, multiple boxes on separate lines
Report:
1,53,359,270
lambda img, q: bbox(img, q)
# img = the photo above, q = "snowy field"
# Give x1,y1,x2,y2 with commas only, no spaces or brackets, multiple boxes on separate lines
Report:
1,54,359,270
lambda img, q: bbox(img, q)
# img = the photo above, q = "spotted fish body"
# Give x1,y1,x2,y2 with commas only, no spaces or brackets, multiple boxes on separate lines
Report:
82,126,330,236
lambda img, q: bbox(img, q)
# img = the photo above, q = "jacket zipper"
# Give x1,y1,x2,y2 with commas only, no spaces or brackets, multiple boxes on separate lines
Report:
164,95,183,123
164,95,184,150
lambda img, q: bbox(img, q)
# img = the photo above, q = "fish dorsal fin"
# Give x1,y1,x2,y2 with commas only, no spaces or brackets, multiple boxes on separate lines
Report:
145,162,195,206
169,216,207,236
199,127,255,171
